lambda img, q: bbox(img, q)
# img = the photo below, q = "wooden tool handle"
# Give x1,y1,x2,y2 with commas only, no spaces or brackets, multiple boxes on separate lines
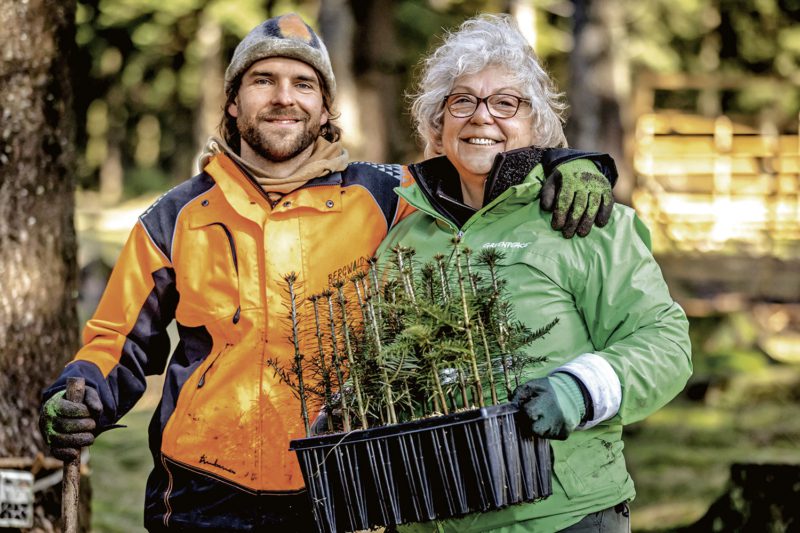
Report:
62,376,86,533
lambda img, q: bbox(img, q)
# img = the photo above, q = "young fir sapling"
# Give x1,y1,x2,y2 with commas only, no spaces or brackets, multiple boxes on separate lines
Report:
464,247,499,405
265,273,311,435
271,241,557,437
321,289,355,431
308,294,334,433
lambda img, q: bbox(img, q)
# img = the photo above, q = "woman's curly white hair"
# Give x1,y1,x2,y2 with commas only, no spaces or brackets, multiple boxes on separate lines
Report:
410,13,568,156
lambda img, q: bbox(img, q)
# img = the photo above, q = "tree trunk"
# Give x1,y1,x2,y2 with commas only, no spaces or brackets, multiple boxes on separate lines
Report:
318,0,366,159
193,11,224,173
0,0,81,529
350,0,409,163
507,0,539,48
566,0,633,204
678,463,800,532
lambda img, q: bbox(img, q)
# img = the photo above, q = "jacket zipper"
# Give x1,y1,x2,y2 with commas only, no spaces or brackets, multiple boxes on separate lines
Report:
160,454,174,526
399,185,517,234
398,184,519,266
209,222,241,324
228,162,274,486
197,343,232,389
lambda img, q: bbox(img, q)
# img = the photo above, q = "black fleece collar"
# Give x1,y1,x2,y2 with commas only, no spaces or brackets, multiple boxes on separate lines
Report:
408,146,545,228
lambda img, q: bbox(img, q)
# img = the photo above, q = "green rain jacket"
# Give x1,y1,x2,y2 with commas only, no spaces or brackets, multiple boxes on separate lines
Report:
377,147,692,533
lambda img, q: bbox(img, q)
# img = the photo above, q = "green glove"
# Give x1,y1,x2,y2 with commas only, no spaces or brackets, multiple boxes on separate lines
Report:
39,387,103,461
512,373,586,440
540,159,614,239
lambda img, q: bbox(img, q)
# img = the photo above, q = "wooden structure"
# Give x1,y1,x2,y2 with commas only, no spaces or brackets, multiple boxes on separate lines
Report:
630,74,800,314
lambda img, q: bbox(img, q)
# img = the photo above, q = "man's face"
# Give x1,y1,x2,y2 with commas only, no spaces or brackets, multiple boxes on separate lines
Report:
228,57,329,163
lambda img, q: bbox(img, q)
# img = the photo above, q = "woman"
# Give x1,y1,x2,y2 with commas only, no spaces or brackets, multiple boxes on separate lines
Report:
378,14,692,533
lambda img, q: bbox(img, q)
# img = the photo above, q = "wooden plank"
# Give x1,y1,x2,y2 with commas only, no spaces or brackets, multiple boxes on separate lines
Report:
637,112,758,135
632,111,800,268
636,135,799,156
0,455,62,474
637,174,797,194
656,253,800,309
637,72,789,92
636,157,800,175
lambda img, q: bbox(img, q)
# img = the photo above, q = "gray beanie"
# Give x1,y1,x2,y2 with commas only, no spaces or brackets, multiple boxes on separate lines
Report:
224,13,336,105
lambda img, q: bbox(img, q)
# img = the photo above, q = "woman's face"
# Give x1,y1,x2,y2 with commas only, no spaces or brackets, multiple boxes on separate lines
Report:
439,65,535,187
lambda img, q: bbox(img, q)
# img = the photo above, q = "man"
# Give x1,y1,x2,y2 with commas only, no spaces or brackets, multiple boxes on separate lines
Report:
40,13,617,531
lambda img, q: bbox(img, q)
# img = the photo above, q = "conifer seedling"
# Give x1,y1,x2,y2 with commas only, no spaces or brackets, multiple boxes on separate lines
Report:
273,241,556,436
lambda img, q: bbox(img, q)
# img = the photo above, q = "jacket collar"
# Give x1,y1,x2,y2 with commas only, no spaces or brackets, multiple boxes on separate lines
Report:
194,154,347,227
408,146,546,228
200,154,270,226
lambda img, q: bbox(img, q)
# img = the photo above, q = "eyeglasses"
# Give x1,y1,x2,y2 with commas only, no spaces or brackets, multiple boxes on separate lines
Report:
443,93,531,119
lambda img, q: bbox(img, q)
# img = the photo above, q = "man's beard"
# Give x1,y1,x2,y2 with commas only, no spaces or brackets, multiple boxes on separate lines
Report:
238,108,322,163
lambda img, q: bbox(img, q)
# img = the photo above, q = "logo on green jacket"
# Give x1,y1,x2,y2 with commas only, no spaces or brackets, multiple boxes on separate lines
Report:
482,241,531,249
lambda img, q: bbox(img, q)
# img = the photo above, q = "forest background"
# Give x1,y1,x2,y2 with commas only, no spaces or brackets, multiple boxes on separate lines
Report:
1,0,799,531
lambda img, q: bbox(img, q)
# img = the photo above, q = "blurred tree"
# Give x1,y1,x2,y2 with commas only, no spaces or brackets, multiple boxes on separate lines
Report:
565,0,632,202
318,0,363,156
68,0,800,201
0,0,83,529
524,0,800,200
625,0,800,126
351,0,407,162
192,10,224,173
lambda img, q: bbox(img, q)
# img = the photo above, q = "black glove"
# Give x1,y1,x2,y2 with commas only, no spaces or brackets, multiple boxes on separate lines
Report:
39,386,103,461
540,159,615,238
512,373,587,440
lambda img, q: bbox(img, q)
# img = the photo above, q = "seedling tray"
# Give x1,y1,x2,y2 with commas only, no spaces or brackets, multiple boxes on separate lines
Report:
289,402,551,533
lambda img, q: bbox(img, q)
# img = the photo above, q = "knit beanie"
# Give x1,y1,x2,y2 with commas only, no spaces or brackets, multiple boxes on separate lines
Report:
224,13,336,105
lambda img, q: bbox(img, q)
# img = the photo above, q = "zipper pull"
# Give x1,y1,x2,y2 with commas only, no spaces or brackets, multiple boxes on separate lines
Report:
233,306,241,324
197,344,231,388
447,230,465,263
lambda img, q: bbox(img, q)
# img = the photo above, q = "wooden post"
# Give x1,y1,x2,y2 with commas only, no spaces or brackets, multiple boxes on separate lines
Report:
62,376,85,533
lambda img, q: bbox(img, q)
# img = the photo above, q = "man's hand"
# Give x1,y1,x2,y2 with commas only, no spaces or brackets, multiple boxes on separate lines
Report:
540,159,614,238
39,387,103,461
511,373,586,440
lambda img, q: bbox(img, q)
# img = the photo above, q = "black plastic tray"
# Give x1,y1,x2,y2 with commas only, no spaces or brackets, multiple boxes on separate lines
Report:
289,402,552,533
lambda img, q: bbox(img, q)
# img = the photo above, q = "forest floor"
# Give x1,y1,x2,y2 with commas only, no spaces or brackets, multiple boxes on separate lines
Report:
625,369,800,530
89,364,800,532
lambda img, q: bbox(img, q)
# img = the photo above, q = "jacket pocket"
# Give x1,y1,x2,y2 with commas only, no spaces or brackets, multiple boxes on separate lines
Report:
167,343,233,435
160,342,258,488
552,432,627,499
174,222,241,324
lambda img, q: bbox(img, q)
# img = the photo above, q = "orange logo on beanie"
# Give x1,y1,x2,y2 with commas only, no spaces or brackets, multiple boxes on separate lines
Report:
278,14,313,43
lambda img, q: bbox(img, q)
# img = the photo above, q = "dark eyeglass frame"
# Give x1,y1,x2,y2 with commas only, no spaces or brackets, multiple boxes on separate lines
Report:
443,93,531,119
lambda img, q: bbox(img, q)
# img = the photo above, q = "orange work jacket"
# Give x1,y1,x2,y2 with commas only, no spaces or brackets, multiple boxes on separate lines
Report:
45,153,415,528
